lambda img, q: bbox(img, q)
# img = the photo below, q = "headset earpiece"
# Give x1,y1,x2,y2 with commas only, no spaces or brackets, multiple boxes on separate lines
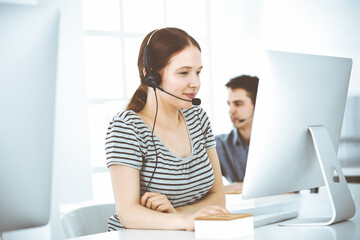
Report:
144,71,161,89
143,30,161,89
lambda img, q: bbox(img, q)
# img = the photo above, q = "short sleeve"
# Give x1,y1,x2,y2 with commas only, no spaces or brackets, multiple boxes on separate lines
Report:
197,107,216,150
105,115,143,170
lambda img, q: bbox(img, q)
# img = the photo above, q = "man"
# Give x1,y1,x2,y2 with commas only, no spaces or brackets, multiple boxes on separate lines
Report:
215,75,259,193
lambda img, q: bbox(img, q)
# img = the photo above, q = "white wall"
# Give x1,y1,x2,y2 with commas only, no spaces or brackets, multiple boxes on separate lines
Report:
259,0,360,95
210,0,360,135
210,0,261,135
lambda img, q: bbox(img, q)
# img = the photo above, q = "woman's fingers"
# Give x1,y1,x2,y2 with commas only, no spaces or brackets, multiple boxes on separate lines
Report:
196,206,230,218
140,192,176,213
146,196,163,209
147,195,167,209
206,205,230,214
140,192,160,206
185,206,231,231
154,202,168,212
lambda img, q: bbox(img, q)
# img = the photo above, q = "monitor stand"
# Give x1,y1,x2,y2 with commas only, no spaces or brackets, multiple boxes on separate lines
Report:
280,125,356,226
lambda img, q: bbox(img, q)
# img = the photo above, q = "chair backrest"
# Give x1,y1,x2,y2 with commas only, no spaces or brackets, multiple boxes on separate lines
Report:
338,96,360,167
61,203,116,238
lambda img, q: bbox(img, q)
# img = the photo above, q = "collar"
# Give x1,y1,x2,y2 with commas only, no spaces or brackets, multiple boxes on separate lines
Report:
232,128,243,146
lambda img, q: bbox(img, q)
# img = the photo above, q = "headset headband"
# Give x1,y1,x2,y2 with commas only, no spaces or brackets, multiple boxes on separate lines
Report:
143,29,159,74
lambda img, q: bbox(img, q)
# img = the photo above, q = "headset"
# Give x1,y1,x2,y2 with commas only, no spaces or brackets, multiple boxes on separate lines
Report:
142,29,201,193
142,30,160,193
143,30,201,105
143,30,162,89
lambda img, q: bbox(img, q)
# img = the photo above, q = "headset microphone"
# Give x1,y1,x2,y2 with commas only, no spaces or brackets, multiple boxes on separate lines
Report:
238,114,253,123
192,98,201,106
156,86,201,105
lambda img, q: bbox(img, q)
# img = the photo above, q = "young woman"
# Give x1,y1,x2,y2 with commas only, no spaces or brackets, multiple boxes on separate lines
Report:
105,27,228,231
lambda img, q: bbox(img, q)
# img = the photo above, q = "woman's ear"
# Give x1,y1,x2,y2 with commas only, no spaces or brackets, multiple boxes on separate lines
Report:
143,68,146,77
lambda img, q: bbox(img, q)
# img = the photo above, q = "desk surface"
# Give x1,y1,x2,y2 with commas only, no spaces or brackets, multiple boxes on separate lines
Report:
69,188,360,240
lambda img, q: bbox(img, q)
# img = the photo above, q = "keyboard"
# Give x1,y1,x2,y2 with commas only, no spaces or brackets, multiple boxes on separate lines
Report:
253,211,299,228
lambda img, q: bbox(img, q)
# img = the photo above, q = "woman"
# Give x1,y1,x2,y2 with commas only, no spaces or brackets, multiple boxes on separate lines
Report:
105,27,228,231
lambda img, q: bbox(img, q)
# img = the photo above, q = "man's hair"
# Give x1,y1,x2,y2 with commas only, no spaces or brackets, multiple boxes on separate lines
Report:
225,75,259,106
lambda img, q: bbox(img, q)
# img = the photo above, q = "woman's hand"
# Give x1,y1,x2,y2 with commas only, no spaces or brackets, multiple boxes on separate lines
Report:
140,192,177,213
184,205,230,231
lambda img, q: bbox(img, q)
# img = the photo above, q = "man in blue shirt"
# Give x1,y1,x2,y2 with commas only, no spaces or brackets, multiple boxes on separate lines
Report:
215,75,259,193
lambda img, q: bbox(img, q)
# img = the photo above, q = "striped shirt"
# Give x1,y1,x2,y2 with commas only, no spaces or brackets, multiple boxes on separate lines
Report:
105,106,216,231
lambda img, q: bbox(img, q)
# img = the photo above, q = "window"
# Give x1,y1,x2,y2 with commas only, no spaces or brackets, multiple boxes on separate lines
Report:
82,0,211,201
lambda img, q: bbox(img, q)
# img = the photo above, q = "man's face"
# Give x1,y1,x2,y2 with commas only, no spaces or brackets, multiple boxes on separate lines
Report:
227,88,255,128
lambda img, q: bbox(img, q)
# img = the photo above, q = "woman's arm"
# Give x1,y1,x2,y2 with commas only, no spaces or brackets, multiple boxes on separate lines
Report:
109,164,227,230
175,147,226,214
224,182,243,194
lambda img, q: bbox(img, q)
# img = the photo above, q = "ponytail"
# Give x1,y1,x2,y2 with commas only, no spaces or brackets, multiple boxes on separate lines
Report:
126,84,148,112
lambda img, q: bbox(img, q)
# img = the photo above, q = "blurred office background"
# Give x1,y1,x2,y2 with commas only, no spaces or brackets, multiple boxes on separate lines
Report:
1,0,359,239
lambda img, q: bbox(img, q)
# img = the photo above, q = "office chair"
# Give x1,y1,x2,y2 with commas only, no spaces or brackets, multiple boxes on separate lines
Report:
338,96,360,183
60,203,116,238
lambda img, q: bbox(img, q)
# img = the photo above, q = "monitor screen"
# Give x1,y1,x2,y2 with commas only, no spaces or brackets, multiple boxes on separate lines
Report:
0,4,59,234
242,50,355,225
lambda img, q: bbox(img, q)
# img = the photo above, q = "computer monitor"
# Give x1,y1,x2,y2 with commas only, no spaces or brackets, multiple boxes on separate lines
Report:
0,4,59,235
242,50,356,225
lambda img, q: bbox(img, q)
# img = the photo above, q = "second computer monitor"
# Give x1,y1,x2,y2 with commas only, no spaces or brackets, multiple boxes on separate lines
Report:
243,50,352,198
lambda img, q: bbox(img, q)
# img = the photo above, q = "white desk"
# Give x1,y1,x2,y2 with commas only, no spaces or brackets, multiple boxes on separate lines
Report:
69,188,360,240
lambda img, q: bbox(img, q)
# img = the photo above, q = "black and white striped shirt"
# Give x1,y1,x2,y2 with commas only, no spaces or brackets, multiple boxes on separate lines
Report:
105,106,216,231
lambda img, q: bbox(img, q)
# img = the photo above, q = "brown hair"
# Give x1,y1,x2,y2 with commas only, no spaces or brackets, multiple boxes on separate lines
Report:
126,27,201,112
225,75,259,106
